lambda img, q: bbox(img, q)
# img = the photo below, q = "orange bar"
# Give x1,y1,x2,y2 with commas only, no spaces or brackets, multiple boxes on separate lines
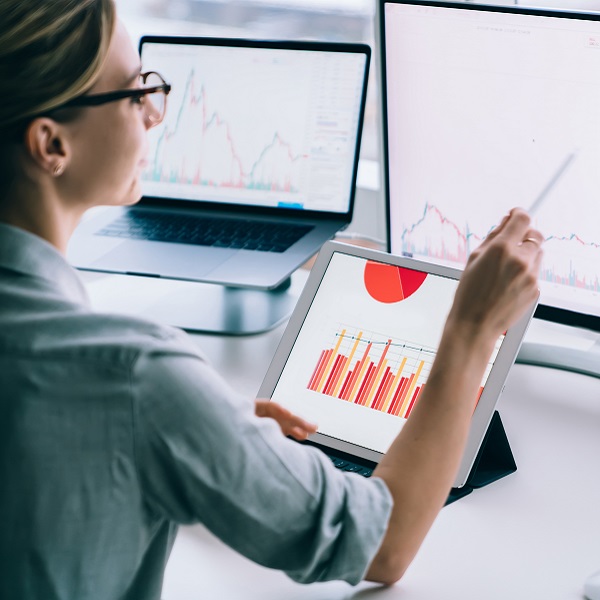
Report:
312,349,333,392
390,377,409,416
323,354,344,395
316,329,347,393
372,368,393,410
357,363,379,406
332,332,363,398
406,384,424,418
379,371,396,410
395,373,415,416
361,340,392,407
308,350,327,390
366,359,388,407
355,363,376,404
347,342,373,402
399,360,425,418
381,357,407,413
324,355,348,396
377,370,397,411
339,366,356,399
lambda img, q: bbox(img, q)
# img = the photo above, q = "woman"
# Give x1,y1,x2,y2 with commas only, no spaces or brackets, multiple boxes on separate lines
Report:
0,1,544,599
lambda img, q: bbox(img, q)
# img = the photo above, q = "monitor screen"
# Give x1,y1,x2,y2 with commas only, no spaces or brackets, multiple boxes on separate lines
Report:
380,0,600,332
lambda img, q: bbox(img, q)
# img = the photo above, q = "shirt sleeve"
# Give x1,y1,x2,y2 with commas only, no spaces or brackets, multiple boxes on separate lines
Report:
130,334,393,585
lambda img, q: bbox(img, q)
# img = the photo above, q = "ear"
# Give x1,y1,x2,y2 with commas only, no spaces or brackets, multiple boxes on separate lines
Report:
23,118,71,177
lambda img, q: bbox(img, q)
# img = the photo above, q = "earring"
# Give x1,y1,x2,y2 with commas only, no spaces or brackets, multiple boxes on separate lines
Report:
53,163,65,176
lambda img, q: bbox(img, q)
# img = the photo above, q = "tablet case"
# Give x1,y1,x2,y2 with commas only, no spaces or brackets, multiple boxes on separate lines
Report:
445,411,516,505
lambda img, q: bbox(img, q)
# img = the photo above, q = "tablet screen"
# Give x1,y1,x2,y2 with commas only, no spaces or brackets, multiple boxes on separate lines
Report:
270,251,504,455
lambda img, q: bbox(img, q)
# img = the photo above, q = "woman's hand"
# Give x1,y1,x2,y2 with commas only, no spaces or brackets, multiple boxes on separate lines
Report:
446,207,544,344
255,400,318,440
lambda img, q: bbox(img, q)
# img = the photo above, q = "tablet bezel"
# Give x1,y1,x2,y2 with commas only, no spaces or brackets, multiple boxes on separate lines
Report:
258,240,537,488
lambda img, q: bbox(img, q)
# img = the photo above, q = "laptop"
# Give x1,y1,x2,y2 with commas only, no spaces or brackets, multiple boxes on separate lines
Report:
258,241,538,501
67,37,371,290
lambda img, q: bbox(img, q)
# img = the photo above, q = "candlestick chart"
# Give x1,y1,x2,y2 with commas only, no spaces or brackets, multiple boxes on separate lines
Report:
143,70,309,196
397,203,600,293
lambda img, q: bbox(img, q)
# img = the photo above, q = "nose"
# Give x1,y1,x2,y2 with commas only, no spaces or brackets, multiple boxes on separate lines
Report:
144,100,162,129
144,112,156,130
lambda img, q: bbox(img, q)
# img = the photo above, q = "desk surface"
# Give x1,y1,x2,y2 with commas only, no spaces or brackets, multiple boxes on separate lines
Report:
82,271,600,600
162,357,600,600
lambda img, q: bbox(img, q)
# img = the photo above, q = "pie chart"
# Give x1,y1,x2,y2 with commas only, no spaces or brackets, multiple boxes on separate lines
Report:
364,260,428,303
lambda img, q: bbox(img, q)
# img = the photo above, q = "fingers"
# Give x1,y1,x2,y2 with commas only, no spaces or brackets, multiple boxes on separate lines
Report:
255,400,317,440
478,208,545,262
448,206,544,340
481,212,511,244
518,229,545,251
484,208,528,243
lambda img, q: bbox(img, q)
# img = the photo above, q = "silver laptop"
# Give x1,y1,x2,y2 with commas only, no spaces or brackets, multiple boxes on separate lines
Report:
67,37,370,290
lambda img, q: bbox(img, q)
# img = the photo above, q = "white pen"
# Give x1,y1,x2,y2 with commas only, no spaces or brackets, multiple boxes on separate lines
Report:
527,151,577,216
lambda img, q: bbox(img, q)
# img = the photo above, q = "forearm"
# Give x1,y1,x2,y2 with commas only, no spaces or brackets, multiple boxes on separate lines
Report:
366,323,497,584
365,208,542,584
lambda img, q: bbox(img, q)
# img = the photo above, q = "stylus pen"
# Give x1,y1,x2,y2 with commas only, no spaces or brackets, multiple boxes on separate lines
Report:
527,151,577,216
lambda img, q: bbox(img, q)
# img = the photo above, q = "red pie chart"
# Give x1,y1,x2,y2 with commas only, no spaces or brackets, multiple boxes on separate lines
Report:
364,261,428,303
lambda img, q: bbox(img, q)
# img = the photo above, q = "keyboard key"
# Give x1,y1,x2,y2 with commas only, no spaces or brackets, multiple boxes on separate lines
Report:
96,211,313,253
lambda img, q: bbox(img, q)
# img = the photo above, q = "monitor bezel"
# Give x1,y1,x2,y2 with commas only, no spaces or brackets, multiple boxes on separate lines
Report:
378,0,600,333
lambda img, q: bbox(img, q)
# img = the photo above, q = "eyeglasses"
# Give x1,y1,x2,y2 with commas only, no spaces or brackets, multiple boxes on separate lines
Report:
55,71,171,125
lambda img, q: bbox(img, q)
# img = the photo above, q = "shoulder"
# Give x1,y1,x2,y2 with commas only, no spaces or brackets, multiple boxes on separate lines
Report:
1,301,206,373
69,311,206,367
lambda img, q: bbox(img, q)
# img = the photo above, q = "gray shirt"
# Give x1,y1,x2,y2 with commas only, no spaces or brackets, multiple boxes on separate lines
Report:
0,223,392,600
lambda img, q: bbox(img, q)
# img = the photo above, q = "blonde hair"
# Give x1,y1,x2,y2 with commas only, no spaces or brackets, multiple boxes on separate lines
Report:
0,0,116,134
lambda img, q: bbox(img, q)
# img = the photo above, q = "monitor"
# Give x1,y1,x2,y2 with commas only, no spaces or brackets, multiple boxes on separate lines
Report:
378,0,600,376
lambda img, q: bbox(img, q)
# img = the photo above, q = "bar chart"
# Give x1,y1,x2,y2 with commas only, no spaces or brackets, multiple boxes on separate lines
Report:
307,327,436,419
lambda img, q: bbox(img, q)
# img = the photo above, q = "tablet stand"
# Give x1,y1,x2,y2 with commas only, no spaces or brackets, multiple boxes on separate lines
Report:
445,411,516,505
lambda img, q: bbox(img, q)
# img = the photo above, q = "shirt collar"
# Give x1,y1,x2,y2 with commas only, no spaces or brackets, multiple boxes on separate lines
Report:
0,223,90,306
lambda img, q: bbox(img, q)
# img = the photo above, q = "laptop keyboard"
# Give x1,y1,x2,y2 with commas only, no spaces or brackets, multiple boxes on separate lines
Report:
328,455,373,477
96,211,313,253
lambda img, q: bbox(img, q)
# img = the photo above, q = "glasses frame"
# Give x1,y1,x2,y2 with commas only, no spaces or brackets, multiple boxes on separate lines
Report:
56,71,171,123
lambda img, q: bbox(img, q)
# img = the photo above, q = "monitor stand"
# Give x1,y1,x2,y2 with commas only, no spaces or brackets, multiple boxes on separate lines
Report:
516,319,600,379
81,271,299,335
148,277,297,335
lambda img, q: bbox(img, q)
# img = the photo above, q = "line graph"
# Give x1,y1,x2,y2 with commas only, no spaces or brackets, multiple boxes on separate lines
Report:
398,203,600,293
140,41,366,211
143,70,309,194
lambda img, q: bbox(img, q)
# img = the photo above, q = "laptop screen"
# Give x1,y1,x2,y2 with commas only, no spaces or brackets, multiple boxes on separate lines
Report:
139,39,369,215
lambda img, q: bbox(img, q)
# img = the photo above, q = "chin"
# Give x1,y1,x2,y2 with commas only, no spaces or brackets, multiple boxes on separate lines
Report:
124,193,143,206
123,181,143,205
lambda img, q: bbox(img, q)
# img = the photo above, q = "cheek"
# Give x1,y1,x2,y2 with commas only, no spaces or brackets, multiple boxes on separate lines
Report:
100,119,147,182
68,108,148,205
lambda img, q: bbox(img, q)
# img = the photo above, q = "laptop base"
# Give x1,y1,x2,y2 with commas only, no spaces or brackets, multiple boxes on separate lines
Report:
446,411,516,505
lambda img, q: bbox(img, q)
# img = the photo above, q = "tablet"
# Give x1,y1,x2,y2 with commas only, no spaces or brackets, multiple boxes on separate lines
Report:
258,241,537,489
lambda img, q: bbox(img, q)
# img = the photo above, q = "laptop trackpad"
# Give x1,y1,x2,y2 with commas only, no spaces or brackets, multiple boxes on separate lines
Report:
91,240,236,279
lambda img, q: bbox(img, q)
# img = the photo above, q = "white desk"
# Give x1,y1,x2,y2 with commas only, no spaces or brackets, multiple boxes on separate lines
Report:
82,271,600,600
160,353,600,600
